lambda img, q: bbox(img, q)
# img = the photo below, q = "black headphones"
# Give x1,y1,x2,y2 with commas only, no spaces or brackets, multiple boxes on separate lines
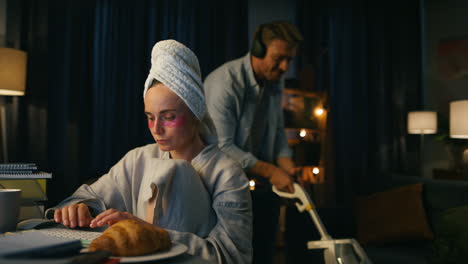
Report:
250,25,266,58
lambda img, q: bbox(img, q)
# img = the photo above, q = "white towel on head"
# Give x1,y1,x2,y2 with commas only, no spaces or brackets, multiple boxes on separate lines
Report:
143,39,206,121
143,39,217,145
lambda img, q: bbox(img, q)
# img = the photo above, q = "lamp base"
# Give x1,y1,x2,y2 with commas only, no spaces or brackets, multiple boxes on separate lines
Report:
0,99,7,163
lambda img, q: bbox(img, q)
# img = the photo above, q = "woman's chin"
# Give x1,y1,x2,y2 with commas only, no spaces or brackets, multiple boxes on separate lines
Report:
157,144,173,152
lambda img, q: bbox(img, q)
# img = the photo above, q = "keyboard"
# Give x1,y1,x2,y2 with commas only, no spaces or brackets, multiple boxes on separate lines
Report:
37,228,102,247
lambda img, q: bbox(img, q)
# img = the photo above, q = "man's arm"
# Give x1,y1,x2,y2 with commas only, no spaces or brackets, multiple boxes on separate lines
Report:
204,74,294,192
204,77,258,170
277,156,296,175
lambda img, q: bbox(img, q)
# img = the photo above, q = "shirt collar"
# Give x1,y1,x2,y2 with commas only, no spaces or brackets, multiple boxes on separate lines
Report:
243,52,283,96
243,53,261,93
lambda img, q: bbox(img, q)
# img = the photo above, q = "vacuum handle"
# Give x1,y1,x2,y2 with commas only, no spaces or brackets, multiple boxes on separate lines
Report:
272,183,314,212
273,183,332,240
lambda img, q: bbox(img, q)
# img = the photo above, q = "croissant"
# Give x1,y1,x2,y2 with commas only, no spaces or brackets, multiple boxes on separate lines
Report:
88,219,171,256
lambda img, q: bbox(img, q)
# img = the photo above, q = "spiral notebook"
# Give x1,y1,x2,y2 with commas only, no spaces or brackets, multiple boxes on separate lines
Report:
0,172,52,179
0,163,52,179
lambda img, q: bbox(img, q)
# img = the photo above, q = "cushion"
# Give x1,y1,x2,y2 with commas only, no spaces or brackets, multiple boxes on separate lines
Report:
354,183,434,245
431,205,468,264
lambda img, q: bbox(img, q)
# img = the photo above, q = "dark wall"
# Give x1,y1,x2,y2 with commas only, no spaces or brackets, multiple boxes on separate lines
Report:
423,0,468,177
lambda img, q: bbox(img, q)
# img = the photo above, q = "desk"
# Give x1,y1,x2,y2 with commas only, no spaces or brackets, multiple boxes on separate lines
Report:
0,253,212,264
148,254,212,264
1,228,212,264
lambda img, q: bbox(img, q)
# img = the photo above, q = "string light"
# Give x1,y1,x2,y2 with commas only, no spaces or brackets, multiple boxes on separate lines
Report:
249,180,256,191
312,167,320,175
299,129,307,138
314,107,324,116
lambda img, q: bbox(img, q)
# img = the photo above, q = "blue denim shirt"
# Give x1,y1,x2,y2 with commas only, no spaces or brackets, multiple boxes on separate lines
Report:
46,144,253,264
204,53,292,170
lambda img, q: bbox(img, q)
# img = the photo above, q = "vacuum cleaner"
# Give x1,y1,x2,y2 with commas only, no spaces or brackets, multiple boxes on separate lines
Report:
273,183,373,264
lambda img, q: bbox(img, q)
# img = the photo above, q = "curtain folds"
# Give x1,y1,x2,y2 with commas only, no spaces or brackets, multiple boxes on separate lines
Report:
298,1,422,207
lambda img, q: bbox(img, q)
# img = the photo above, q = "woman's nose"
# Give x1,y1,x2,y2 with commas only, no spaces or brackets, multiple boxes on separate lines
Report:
155,120,164,134
150,118,164,135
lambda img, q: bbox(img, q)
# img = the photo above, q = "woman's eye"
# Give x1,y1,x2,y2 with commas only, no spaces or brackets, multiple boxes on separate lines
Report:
162,114,176,121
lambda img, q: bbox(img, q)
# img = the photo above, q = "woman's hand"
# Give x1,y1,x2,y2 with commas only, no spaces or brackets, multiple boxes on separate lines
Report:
89,209,144,228
54,203,93,228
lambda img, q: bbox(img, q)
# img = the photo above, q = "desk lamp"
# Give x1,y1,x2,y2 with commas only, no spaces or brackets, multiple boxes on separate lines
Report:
449,100,468,179
0,47,28,162
408,111,437,177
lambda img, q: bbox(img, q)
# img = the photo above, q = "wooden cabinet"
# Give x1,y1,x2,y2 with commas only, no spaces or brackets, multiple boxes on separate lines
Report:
282,87,328,186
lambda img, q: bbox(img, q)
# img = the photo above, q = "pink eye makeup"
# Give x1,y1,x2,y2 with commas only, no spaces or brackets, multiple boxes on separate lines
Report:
148,118,155,129
160,114,186,127
147,113,187,129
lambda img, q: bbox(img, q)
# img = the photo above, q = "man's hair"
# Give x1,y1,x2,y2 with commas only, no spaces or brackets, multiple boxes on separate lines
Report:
256,20,303,48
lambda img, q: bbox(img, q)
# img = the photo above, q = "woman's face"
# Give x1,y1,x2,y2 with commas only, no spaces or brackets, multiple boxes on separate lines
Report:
144,83,198,154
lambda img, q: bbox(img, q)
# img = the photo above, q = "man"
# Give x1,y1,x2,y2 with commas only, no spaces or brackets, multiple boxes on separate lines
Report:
204,21,303,264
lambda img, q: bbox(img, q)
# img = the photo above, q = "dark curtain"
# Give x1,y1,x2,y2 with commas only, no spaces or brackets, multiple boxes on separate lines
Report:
283,2,423,263
8,0,48,167
298,1,422,207
13,0,247,206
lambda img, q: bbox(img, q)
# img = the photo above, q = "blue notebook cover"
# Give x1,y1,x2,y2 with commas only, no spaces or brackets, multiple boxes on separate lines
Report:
0,231,82,258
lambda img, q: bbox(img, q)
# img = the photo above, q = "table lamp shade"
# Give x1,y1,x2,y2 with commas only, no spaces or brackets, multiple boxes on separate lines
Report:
450,100,468,139
0,47,27,96
407,111,437,134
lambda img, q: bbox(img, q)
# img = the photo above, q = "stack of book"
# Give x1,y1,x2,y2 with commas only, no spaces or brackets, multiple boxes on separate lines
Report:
0,163,52,179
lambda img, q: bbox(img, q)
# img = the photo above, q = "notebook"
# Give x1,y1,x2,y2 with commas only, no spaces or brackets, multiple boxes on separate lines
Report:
0,231,82,258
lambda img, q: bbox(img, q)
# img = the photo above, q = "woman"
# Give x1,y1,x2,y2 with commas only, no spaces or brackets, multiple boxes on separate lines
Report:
47,40,253,263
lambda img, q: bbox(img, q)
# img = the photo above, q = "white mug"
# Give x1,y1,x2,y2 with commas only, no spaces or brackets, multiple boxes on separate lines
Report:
0,189,21,233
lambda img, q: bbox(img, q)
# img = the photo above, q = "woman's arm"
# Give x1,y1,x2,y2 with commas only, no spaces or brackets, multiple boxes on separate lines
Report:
45,150,138,226
167,166,252,264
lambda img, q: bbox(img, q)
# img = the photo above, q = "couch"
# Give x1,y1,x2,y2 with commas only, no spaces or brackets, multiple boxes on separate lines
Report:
284,173,468,264
355,173,468,264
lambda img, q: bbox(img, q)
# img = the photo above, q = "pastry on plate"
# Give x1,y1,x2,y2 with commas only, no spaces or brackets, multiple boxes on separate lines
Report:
88,219,171,256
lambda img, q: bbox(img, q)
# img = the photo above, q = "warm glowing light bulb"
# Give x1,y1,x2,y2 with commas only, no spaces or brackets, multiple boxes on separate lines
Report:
315,108,324,116
299,129,307,137
312,167,320,174
249,180,256,191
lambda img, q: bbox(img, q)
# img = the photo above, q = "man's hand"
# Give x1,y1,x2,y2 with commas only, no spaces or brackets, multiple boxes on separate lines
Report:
250,160,294,193
268,166,294,193
54,203,93,228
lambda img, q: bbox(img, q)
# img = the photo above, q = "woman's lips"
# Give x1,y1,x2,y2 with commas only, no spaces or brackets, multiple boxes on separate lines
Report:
157,139,168,144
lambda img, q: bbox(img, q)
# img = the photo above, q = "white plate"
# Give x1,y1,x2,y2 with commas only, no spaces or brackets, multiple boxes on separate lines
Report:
110,242,188,263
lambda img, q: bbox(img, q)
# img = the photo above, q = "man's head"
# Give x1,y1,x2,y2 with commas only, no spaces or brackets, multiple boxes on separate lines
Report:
251,21,303,82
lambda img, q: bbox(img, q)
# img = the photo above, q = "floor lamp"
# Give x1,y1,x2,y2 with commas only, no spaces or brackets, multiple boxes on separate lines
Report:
408,111,437,177
0,47,28,163
450,100,468,179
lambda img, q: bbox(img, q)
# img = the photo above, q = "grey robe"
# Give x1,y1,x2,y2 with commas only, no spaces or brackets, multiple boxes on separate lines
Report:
47,144,252,264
